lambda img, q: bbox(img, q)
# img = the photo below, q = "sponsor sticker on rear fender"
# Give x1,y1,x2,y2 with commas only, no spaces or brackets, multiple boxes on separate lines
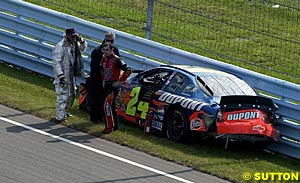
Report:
190,118,203,130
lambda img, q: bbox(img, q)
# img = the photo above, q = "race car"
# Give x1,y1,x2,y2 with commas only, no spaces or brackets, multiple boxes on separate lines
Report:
115,65,280,142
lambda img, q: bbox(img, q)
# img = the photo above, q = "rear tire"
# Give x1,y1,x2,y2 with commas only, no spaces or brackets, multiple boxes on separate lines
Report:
166,107,189,142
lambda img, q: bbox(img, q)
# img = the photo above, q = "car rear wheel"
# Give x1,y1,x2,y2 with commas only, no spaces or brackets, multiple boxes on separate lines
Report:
166,107,189,142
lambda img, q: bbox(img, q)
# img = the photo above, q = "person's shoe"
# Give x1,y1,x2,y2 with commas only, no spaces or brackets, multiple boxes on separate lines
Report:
90,118,100,123
113,127,119,131
90,119,98,123
65,113,73,118
102,128,113,134
50,118,65,123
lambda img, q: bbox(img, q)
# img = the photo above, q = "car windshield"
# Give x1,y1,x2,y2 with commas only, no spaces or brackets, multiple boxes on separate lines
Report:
197,74,256,97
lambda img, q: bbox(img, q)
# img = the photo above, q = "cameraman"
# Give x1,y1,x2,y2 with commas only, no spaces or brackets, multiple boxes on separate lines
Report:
52,28,88,123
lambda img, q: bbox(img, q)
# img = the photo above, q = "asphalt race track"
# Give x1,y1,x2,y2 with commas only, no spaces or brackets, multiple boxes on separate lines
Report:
0,104,231,183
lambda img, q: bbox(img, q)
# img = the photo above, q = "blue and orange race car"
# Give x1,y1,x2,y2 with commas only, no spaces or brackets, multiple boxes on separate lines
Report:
115,65,280,142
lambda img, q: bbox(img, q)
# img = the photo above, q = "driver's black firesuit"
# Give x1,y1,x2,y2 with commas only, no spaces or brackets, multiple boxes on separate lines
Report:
101,52,131,133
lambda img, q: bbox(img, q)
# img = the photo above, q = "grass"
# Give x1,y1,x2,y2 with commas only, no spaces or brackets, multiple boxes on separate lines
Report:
23,0,300,83
1,62,300,183
2,1,300,182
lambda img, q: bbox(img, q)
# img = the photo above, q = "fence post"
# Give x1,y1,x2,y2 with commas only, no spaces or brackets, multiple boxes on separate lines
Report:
145,0,154,40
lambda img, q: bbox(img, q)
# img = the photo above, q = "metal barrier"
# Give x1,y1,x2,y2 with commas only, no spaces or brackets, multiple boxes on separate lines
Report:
0,0,299,159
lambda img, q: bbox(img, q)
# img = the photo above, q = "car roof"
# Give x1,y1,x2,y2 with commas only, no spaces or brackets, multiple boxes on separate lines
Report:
161,65,235,77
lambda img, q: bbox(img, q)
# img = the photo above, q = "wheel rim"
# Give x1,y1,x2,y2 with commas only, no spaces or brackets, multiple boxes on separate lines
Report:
167,110,184,139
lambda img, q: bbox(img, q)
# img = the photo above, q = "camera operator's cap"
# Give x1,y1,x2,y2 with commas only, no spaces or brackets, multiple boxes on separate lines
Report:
65,28,78,36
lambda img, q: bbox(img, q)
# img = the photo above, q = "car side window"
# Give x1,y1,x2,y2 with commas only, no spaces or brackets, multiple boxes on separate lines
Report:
139,69,172,89
164,73,189,94
181,84,199,97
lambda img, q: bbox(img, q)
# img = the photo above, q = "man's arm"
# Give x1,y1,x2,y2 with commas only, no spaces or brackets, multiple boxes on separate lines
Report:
52,43,64,79
116,58,132,82
113,47,120,57
90,47,101,72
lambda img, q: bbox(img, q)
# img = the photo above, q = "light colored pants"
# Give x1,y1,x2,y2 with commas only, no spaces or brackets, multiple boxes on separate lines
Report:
55,83,75,120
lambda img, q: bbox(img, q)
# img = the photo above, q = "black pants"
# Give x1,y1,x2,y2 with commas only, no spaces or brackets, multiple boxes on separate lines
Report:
89,84,104,122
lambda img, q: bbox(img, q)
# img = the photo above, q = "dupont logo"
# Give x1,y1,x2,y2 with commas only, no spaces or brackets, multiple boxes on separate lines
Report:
158,92,208,111
227,111,259,121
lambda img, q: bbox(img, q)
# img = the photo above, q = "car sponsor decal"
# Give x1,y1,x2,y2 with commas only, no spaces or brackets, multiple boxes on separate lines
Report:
253,125,266,132
190,118,203,130
158,92,208,111
152,120,163,130
125,87,150,119
165,71,176,86
226,111,260,121
156,105,165,121
181,84,197,97
105,102,111,116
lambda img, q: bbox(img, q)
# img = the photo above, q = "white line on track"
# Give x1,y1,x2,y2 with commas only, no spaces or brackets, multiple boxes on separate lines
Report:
0,116,194,183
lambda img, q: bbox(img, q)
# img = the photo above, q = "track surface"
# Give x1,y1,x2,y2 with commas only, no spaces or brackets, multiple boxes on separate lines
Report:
0,104,230,183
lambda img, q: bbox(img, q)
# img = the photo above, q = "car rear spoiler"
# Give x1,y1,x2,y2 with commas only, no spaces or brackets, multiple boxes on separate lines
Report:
220,95,278,113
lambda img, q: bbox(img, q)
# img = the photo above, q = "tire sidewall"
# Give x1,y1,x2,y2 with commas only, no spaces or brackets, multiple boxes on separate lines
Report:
166,107,189,142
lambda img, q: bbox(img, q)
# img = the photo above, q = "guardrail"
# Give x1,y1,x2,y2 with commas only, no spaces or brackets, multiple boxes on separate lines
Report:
0,0,300,159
